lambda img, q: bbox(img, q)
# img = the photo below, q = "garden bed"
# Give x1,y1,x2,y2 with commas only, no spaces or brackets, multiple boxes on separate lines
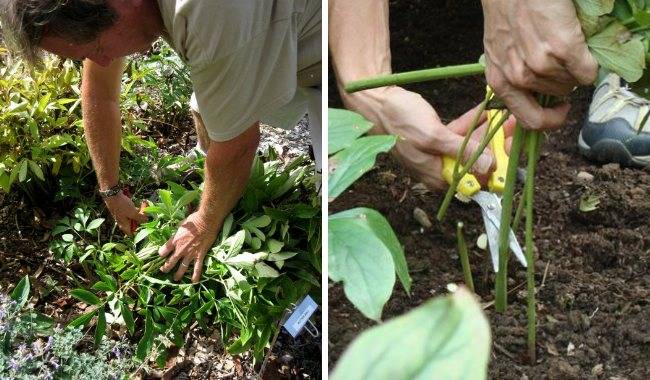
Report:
328,1,649,378
0,111,320,379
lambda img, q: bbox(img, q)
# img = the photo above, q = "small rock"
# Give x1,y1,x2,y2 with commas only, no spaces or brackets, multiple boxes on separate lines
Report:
577,171,594,182
517,167,527,183
567,342,575,356
591,364,604,376
546,342,560,356
548,358,581,380
413,207,432,228
280,353,294,364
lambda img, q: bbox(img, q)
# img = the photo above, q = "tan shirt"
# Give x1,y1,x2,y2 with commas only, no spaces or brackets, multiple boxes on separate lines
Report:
156,0,322,141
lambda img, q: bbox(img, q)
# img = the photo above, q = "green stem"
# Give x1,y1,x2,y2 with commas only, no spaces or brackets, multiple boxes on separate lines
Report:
511,192,525,233
524,131,540,363
494,124,526,313
456,222,474,292
437,110,510,221
344,63,486,93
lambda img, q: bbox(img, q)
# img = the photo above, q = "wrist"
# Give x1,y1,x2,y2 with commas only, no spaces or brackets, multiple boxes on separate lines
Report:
99,183,123,199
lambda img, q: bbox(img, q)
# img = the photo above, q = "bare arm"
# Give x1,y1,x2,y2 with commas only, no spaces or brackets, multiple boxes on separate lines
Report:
82,58,146,234
159,123,260,283
81,58,124,190
329,0,495,190
329,0,391,122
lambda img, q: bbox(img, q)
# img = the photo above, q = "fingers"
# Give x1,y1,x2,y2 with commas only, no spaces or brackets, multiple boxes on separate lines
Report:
159,235,176,257
174,257,193,281
160,248,183,273
563,43,598,85
115,216,132,236
437,127,494,175
498,84,571,130
192,256,204,284
447,103,488,135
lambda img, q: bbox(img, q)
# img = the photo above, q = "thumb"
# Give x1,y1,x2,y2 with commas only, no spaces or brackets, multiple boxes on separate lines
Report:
126,204,148,224
436,128,494,175
159,235,176,257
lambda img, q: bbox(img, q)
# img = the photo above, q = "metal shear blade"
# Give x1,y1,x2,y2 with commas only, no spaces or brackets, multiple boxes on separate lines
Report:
472,191,527,272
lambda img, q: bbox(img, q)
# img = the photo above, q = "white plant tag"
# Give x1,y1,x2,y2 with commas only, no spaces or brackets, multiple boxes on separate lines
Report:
283,295,318,338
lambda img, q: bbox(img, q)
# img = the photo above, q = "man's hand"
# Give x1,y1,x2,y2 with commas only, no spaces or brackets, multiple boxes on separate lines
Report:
482,0,598,130
104,192,147,236
353,86,513,190
158,212,220,284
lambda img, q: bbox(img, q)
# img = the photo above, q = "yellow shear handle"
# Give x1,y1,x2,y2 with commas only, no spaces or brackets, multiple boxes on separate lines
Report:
487,109,509,193
442,156,481,198
441,109,509,197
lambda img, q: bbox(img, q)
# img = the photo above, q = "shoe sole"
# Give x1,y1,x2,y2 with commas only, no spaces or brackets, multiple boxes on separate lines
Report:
578,132,650,167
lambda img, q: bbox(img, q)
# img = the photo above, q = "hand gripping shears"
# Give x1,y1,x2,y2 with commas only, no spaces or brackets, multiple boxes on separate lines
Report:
442,109,527,272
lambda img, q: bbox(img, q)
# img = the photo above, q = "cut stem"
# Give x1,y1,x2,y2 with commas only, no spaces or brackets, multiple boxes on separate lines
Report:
524,130,541,363
494,123,526,313
456,221,474,292
344,63,485,93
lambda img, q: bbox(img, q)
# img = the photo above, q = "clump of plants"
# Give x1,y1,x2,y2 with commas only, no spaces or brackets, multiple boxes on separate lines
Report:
49,150,321,365
343,0,650,364
1,277,138,379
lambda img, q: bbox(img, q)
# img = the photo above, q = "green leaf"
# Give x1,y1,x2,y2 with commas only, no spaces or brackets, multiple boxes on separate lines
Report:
328,108,374,154
136,312,154,361
133,228,152,245
94,308,106,347
18,160,28,182
28,161,44,181
328,135,397,200
267,251,299,261
573,0,614,16
588,21,646,82
91,281,113,292
120,300,135,335
71,289,101,305
86,218,105,231
329,208,411,321
255,262,280,278
331,288,491,380
68,310,96,328
267,239,284,254
11,276,30,308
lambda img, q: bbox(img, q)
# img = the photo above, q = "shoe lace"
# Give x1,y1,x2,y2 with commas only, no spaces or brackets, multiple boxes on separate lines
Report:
595,84,650,134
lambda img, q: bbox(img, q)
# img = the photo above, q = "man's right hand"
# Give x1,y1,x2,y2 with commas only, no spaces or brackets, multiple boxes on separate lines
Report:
481,0,598,130
104,192,148,236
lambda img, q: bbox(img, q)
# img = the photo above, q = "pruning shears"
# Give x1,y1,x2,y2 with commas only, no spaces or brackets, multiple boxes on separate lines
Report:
442,109,527,272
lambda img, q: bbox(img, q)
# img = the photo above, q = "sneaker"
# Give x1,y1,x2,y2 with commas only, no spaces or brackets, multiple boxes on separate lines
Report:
578,73,650,166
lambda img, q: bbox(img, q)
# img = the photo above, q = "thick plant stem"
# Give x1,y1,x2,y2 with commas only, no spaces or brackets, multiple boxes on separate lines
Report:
456,222,474,292
344,63,485,93
494,124,526,313
524,131,541,363
437,110,510,221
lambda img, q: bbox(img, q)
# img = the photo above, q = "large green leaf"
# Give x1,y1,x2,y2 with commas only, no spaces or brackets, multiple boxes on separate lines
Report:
328,108,374,155
328,135,396,200
329,208,410,321
70,289,101,305
331,288,491,380
588,21,646,82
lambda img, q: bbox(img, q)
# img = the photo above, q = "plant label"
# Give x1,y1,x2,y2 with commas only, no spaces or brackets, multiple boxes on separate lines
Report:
283,295,318,338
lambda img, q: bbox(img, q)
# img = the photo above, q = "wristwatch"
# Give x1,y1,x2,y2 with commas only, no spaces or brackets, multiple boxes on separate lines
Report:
99,183,123,199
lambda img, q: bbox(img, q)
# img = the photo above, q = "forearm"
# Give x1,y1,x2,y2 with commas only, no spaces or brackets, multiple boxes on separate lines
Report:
197,123,260,233
81,58,125,190
329,0,393,125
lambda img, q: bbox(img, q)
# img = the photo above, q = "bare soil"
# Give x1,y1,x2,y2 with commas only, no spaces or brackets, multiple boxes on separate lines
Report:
328,1,650,379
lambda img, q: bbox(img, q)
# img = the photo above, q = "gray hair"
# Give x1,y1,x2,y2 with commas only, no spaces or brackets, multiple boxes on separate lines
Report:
0,0,118,65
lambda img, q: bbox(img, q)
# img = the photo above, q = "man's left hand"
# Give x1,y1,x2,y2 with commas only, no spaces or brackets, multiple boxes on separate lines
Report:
158,211,220,283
